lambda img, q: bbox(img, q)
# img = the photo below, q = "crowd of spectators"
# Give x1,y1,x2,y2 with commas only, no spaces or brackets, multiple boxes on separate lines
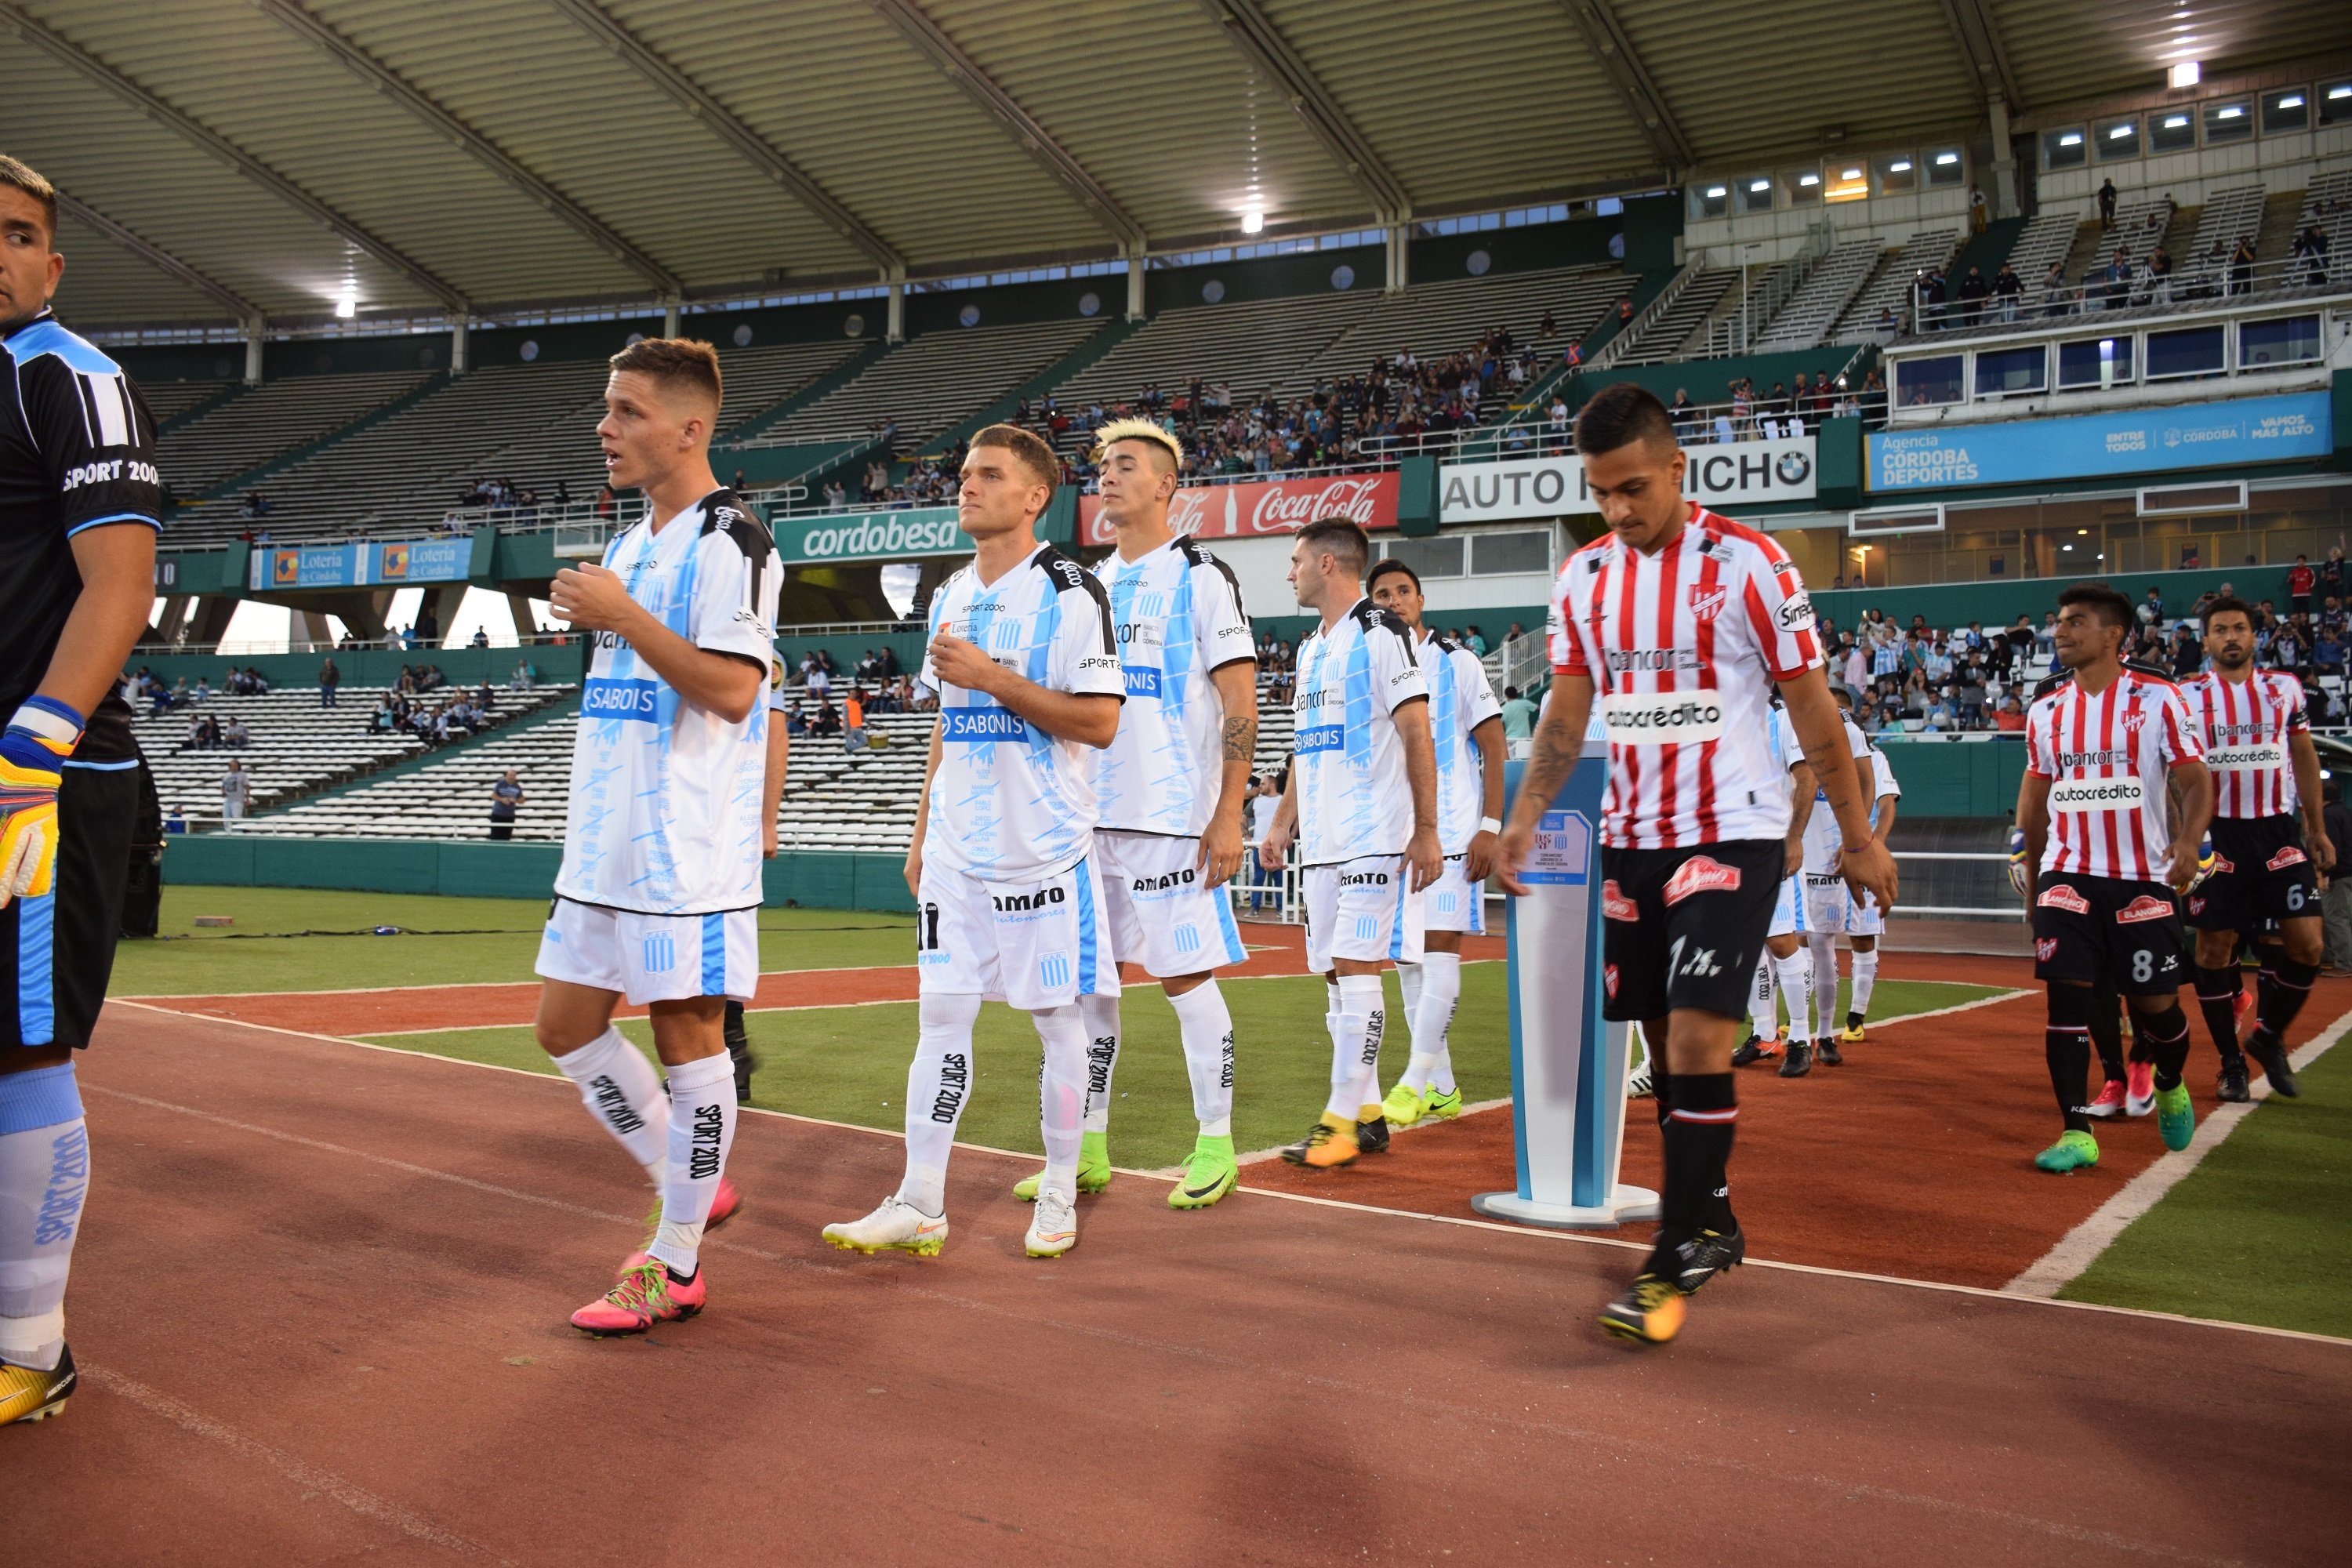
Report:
366,681,498,746
122,665,273,716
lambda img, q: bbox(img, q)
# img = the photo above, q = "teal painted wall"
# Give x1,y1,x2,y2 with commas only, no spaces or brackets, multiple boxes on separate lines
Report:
125,643,591,690
1874,737,2026,818
1812,564,2300,633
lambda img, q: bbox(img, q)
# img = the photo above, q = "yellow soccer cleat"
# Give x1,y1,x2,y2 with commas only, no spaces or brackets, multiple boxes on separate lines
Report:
1839,1023,1866,1044
1380,1082,1427,1127
1599,1277,1686,1345
0,1345,75,1426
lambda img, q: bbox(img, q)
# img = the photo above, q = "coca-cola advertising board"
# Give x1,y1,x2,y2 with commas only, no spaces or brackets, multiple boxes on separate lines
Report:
1078,473,1399,547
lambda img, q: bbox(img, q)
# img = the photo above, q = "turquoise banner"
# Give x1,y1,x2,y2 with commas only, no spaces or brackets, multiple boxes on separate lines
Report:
1867,391,2332,492
775,506,970,565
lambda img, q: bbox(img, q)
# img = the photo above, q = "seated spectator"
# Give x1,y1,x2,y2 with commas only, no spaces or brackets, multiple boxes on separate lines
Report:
1921,688,1958,731
1993,696,2027,731
223,717,249,750
810,701,842,737
785,706,808,737
163,803,187,834
511,659,536,691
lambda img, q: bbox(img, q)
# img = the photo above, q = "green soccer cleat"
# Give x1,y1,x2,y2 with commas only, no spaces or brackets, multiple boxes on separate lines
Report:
1167,1134,1239,1209
1014,1130,1112,1202
1420,1084,1463,1120
1380,1082,1428,1127
2154,1083,2196,1152
2034,1129,2100,1173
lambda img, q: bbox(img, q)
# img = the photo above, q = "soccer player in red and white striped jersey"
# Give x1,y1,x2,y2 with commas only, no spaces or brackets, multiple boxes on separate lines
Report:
2177,596,2332,1102
1496,383,1893,1346
2016,584,2211,1174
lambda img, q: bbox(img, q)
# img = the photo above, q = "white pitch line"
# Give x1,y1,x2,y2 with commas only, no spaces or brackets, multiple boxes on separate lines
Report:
2003,1001,2352,1298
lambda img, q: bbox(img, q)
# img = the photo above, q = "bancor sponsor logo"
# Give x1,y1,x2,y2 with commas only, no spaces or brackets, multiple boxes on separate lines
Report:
1439,437,1817,523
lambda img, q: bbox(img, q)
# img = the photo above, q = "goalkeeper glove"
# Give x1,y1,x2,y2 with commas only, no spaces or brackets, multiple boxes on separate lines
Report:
0,696,83,909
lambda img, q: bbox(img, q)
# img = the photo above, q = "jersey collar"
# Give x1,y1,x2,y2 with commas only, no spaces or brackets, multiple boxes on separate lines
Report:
0,305,56,343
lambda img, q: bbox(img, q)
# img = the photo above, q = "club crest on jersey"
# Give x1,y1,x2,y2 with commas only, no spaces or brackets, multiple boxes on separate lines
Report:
2116,895,2173,924
2037,938,2059,961
2267,845,2309,871
2188,896,2206,915
1603,963,1619,998
2036,884,2092,913
1662,856,1740,905
1602,880,1638,921
1687,585,1729,622
2122,711,2147,732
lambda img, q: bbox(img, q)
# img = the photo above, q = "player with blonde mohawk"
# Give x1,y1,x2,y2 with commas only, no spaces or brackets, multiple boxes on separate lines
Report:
1007,417,1261,1210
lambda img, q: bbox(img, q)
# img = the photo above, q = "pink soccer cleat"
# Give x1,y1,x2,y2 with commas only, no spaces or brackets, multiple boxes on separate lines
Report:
2125,1060,2156,1117
616,1174,742,1279
572,1259,705,1335
2085,1080,2126,1119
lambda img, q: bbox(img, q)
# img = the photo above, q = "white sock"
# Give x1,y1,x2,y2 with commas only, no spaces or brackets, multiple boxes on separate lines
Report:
1078,992,1120,1134
0,1064,86,1372
1403,950,1462,1093
1033,1003,1090,1197
551,1026,669,1187
1327,974,1385,1119
1166,981,1236,1132
898,991,984,1214
646,1053,735,1279
1396,962,1425,1054
1773,949,1813,1043
1807,933,1838,1037
1749,950,1777,1039
1853,949,1879,1018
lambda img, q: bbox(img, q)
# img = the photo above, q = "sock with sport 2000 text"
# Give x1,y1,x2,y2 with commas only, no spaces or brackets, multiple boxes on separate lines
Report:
1077,992,1120,1134
645,1052,737,1281
2253,954,2318,1055
1772,949,1813,1043
1031,1003,1092,1195
0,1064,88,1374
1806,933,1838,1033
1327,974,1385,1122
2193,965,2247,1069
1747,951,1775,1040
1651,1071,1737,1272
552,1026,669,1189
2045,985,2095,1132
1849,947,1878,1027
1400,950,1462,1096
898,991,985,1215
1166,981,1236,1136
2138,1003,2194,1093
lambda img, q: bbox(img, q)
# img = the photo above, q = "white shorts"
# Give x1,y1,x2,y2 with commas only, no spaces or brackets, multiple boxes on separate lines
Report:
535,898,760,1005
916,854,1121,1010
1423,853,1486,935
1302,855,1425,975
1095,831,1248,978
1798,872,1849,936
1847,886,1885,937
1769,874,1798,938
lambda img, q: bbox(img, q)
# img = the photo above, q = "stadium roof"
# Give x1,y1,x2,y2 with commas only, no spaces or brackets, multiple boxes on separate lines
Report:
2,0,2339,329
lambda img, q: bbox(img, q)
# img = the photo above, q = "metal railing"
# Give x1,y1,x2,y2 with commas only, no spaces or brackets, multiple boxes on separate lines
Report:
1906,250,2347,336
1592,259,1704,372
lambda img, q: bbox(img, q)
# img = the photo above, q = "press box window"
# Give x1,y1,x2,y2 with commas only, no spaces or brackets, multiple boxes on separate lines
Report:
1784,168,1823,205
2238,316,2321,369
1876,154,1918,194
2145,325,2226,380
2202,99,2253,144
1973,345,2047,399
2149,110,2196,154
1739,176,1775,215
1693,183,1730,220
1379,535,1464,579
2041,127,2087,169
1470,531,1550,577
2095,117,2141,160
2056,336,2135,390
1893,355,1964,407
2322,81,2352,128
1924,147,1965,187
2261,88,2310,134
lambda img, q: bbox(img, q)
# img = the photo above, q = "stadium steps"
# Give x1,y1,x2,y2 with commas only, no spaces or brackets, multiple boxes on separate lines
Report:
1948,215,2027,285
149,380,244,437
267,684,582,815
1457,266,1676,459
2296,170,2352,281
182,371,452,507
756,318,1103,451
2253,189,2306,272
721,337,891,445
1831,227,1965,340
918,314,1147,458
172,370,441,503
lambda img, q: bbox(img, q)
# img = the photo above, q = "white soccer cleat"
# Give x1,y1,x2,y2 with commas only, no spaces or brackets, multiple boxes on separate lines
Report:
1626,1057,1654,1099
1025,1189,1079,1258
822,1195,948,1257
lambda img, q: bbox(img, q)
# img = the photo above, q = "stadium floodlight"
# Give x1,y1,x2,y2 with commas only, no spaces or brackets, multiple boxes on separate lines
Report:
334,292,357,319
1889,159,1913,172
2163,114,2190,127
2216,105,2242,118
2110,125,2134,139
2332,85,2351,100
2278,94,2303,109
2057,133,2082,147
1749,179,1769,192
1705,186,1727,198
1798,173,1820,186
1935,151,1959,163
2169,60,2199,89
1241,208,1265,234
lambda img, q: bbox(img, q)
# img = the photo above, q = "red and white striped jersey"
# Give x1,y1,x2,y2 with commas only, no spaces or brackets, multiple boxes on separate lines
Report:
2177,670,2307,819
2026,669,2204,881
1548,507,1824,848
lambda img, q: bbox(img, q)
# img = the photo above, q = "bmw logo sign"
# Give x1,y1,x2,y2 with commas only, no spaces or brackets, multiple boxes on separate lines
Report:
1777,451,1812,485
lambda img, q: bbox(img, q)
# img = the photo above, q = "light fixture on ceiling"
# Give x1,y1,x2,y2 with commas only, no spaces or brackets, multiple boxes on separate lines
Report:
1889,159,1914,172
1706,186,1727,198
1240,208,1264,234
2058,133,2082,147
2278,93,2304,108
1934,152,1959,164
2216,104,2243,118
2163,113,2190,127
2332,85,2351,101
1798,173,1820,187
2169,60,2200,88
2110,125,2135,139
1749,179,1769,192
335,292,357,320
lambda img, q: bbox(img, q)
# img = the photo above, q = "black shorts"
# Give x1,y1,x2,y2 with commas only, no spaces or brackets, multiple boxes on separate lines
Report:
1599,839,1782,1022
0,760,139,1051
2031,871,2187,995
2188,815,2320,935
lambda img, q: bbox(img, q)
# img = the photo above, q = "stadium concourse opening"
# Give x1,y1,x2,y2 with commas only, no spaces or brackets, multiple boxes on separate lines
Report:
10,0,2352,1559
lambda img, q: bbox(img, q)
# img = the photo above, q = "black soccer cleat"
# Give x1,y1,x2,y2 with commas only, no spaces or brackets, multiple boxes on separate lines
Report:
722,1000,757,1104
1670,1227,1746,1294
2245,1029,2298,1098
1731,1034,1764,1068
2216,1058,2250,1103
1814,1037,1844,1068
1778,1041,1813,1077
1356,1114,1391,1155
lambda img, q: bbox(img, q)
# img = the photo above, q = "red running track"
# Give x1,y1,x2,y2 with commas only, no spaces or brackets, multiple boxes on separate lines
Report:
12,1004,2348,1565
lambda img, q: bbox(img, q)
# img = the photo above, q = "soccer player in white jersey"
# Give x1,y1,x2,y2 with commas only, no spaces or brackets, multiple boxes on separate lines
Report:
2179,595,2332,1102
1258,518,1441,1168
1736,698,1846,1075
717,655,798,1103
2016,584,2211,1175
824,425,1123,1260
1815,712,1901,1055
1781,688,1879,1069
1004,418,1258,1210
1497,383,1893,1345
532,339,782,1335
1366,557,1504,1127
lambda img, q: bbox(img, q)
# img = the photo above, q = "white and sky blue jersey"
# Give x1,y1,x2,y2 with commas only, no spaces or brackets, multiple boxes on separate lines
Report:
1095,534,1255,837
921,543,1124,882
554,488,781,915
1417,630,1503,855
1795,712,1874,872
1292,597,1430,866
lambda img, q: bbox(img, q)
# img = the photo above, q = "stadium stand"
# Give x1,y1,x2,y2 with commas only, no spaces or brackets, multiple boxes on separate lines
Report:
1985,212,2079,302
1831,227,1967,340
157,369,434,499
2180,183,2267,281
2296,168,2352,274
1607,267,1736,365
140,379,238,426
754,318,1105,452
132,681,575,830
1756,237,1886,349
711,339,877,438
